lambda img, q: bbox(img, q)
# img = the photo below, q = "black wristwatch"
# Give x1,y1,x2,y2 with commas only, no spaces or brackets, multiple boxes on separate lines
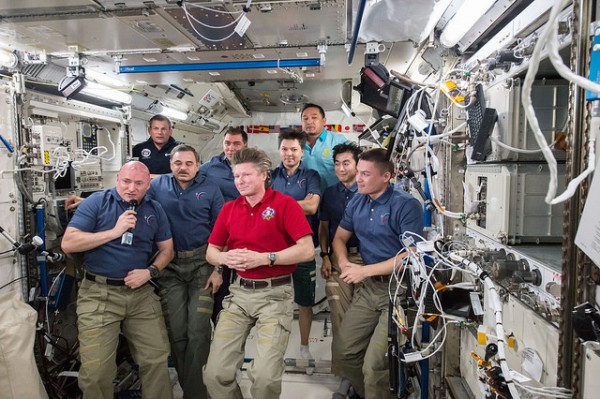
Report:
319,251,330,258
268,252,276,266
214,266,223,274
148,264,160,279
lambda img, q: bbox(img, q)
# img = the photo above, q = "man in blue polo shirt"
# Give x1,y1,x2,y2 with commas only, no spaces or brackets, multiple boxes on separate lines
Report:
319,142,363,398
199,126,248,322
271,129,321,362
199,126,248,202
132,114,182,177
332,148,424,399
61,161,174,399
148,144,224,399
301,103,348,191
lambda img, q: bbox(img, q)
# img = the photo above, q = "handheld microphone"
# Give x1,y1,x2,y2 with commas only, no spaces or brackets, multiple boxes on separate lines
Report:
121,200,138,246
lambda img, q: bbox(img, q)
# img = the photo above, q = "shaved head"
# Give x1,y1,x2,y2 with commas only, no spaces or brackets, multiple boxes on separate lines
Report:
119,161,151,177
116,161,151,202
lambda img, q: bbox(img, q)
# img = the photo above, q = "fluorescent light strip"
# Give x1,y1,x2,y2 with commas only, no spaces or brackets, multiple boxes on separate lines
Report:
81,81,132,104
440,0,497,48
157,105,188,121
85,69,127,87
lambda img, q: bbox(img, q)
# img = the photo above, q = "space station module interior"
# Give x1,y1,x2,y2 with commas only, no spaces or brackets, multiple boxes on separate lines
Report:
1,0,600,398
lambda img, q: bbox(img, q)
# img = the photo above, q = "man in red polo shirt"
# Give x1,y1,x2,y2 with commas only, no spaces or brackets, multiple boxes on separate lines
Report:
203,148,314,399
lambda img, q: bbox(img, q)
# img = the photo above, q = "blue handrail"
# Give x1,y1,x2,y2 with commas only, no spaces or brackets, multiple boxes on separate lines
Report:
347,0,367,65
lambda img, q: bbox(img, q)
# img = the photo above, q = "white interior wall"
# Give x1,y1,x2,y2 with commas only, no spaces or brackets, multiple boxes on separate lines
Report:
0,86,24,297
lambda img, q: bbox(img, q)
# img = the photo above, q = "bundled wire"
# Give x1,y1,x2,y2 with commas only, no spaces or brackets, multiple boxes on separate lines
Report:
71,126,116,168
181,0,252,43
390,234,477,363
393,69,467,220
450,253,520,399
522,0,600,205
512,380,573,398
276,59,303,84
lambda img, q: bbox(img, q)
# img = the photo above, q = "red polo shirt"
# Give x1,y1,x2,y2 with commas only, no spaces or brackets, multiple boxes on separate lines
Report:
208,187,312,279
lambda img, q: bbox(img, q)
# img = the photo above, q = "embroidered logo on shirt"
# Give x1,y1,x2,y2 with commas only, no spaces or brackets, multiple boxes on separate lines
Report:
380,213,390,223
141,148,151,159
196,192,206,200
322,148,332,158
297,179,306,188
261,207,276,220
145,215,156,225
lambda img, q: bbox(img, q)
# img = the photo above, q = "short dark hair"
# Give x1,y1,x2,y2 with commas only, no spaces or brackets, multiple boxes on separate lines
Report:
301,103,325,118
333,142,362,164
149,114,172,129
232,148,272,188
225,126,248,144
278,129,307,149
358,148,394,175
169,144,199,163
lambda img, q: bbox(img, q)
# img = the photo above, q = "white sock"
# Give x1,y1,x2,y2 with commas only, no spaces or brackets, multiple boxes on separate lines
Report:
300,344,313,359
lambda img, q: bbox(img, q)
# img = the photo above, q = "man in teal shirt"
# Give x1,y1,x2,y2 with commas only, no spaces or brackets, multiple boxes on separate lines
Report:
301,103,349,191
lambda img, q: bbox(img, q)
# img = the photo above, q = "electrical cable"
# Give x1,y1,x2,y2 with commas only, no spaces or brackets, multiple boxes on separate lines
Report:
389,233,475,363
522,0,599,205
181,1,249,43
45,266,66,334
276,58,303,84
513,380,573,398
489,135,555,154
450,253,520,399
424,145,465,219
424,164,454,218
338,81,383,148
0,276,27,291
184,7,244,29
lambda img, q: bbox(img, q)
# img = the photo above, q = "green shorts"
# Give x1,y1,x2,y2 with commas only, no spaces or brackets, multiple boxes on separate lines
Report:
292,260,316,306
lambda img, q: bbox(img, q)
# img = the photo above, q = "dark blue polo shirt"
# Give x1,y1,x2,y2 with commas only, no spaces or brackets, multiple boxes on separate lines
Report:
132,136,180,175
339,185,424,265
199,154,240,202
148,172,224,251
68,188,172,278
320,181,360,249
271,162,321,201
271,162,321,244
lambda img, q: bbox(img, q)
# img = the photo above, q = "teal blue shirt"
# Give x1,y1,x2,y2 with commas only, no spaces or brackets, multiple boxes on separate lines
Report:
302,129,348,191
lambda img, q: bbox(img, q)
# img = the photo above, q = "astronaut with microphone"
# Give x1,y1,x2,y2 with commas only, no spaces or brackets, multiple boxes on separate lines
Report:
61,161,174,399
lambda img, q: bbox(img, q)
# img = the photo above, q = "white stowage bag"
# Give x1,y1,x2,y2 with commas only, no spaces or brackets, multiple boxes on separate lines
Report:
0,290,49,399
354,0,438,43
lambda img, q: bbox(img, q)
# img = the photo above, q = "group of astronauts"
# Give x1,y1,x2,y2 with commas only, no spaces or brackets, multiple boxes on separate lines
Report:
60,103,424,399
